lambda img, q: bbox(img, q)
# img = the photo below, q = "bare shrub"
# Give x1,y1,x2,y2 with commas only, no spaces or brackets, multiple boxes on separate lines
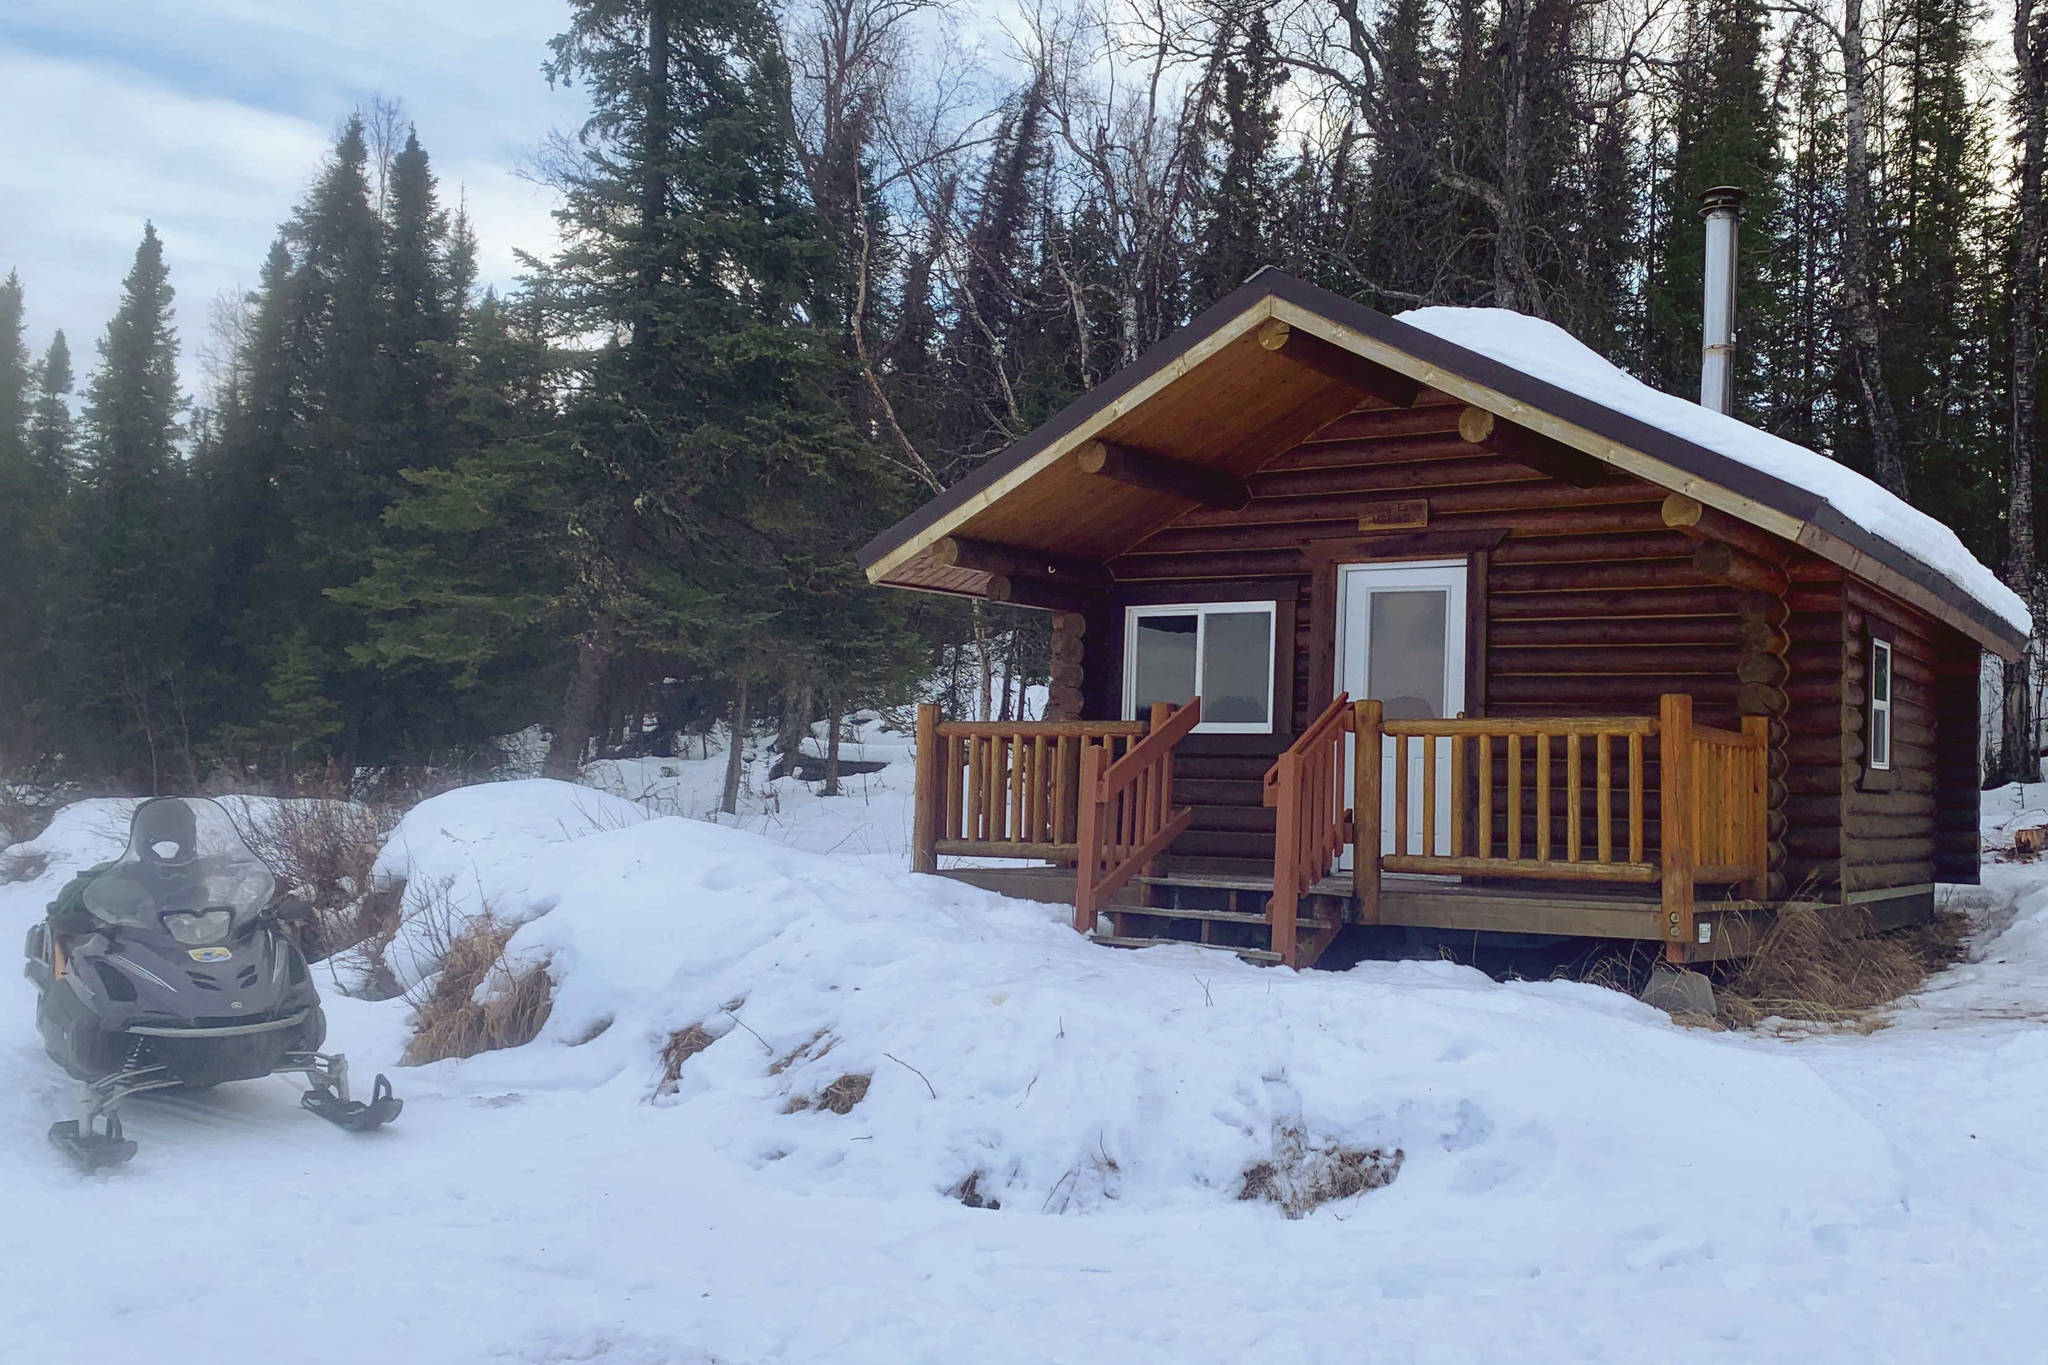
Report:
239,797,393,963
1239,1126,1404,1219
785,1072,872,1114
1717,904,1967,1030
659,1024,717,1091
402,908,554,1065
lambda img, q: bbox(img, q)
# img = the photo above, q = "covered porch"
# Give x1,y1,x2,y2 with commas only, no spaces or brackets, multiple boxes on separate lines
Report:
910,691,1771,969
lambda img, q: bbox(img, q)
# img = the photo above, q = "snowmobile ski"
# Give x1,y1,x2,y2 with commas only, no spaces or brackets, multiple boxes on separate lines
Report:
302,1072,402,1131
48,1115,137,1169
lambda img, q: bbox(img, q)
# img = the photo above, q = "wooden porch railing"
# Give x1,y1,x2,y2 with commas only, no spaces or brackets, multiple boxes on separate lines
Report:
910,708,1149,870
1073,699,1202,933
1264,691,1770,964
1260,693,1357,966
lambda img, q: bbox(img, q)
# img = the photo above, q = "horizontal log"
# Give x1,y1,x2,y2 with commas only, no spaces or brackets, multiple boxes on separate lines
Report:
1737,653,1790,686
1785,586,1846,615
1110,548,1301,581
1489,559,1707,595
1489,616,1745,648
1298,404,1468,443
1660,493,1794,563
1692,540,1789,596
1458,407,1612,487
1485,675,1740,705
984,574,1092,613
1258,319,1421,407
1488,645,1740,676
1249,451,1532,498
1784,794,1846,825
1264,433,1492,474
1175,477,1658,529
1787,677,1862,708
934,536,1109,590
1844,837,1937,863
1789,733,1852,765
1489,532,1699,566
1490,586,1746,620
1077,439,1250,510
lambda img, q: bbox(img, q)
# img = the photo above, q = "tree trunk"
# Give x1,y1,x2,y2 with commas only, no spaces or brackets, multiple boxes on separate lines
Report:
972,600,992,722
720,674,750,817
631,0,671,359
822,702,842,797
546,624,612,778
2005,0,2048,784
1841,0,1910,496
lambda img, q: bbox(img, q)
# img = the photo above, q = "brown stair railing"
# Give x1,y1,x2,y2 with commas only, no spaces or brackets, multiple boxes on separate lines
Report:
1073,699,1202,933
911,707,1148,871
1261,693,1358,966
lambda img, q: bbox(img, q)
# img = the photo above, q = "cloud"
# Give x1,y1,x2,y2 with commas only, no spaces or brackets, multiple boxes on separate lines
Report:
0,2,581,398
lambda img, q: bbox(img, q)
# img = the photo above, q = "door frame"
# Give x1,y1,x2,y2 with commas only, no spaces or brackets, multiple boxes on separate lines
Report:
1332,557,1470,862
1304,529,1500,720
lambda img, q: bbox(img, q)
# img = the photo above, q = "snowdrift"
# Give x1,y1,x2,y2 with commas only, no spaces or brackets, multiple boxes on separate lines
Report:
378,780,1903,1239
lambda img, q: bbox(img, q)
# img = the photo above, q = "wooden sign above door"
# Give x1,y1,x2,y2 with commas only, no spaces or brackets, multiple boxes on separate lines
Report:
1357,499,1429,531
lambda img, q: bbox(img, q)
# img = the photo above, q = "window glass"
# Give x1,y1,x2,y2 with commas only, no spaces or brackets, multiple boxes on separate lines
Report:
1201,611,1272,725
1367,589,1448,720
1131,614,1198,712
1870,640,1893,769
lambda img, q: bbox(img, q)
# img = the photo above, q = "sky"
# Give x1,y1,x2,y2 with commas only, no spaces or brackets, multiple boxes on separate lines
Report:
0,0,584,400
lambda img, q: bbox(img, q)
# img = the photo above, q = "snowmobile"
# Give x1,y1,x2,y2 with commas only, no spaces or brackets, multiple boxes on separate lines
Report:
22,796,401,1168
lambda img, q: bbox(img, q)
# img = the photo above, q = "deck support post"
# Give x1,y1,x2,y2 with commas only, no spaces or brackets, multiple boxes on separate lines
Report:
1270,747,1301,966
912,703,941,875
1353,699,1384,923
1073,743,1108,934
1659,693,1696,962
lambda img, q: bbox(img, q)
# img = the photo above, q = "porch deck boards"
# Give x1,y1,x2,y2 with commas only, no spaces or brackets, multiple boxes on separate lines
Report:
933,864,1762,959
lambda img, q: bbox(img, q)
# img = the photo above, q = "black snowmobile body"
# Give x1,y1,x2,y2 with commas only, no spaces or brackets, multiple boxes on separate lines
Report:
23,797,399,1167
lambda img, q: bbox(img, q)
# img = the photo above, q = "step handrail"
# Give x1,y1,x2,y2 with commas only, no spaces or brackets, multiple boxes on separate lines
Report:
1073,699,1202,933
1261,693,1356,967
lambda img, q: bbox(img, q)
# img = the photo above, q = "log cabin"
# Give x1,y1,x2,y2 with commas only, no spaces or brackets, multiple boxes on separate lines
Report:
857,268,2030,969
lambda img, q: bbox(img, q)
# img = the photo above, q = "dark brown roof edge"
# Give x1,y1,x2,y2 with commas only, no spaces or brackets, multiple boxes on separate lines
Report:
860,269,2026,655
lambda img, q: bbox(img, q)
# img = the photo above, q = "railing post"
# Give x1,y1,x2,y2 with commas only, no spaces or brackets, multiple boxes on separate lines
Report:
912,703,941,874
1270,748,1301,966
1740,713,1770,901
1658,694,1695,962
1073,742,1108,934
1353,699,1383,924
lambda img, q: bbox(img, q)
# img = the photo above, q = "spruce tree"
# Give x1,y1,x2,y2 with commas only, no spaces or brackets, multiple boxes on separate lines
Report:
57,224,194,785
28,331,75,491
0,271,43,766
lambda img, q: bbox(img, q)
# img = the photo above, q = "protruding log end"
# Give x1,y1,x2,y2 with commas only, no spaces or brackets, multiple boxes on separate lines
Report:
1457,406,1497,445
1256,318,1292,351
1661,492,1705,529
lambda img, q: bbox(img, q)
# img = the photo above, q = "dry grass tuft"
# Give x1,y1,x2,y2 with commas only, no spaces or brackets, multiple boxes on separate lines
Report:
402,911,554,1065
1239,1126,1404,1219
785,1072,872,1115
769,1028,835,1076
659,1024,718,1090
1717,904,1969,1030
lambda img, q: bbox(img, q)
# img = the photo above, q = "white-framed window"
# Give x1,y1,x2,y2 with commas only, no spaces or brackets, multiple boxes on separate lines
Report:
1122,601,1277,734
1869,637,1893,771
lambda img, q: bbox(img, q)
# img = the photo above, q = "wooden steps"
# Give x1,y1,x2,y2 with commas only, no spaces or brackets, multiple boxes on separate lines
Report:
1089,933,1283,965
1112,904,1332,930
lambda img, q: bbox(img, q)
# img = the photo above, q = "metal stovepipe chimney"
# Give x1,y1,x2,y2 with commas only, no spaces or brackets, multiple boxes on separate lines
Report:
1699,186,1747,415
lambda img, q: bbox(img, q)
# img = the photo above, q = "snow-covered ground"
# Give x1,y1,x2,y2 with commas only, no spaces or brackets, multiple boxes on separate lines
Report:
7,770,2048,1361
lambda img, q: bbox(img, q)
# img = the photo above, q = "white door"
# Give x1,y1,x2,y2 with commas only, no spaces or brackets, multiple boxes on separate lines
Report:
1335,560,1468,863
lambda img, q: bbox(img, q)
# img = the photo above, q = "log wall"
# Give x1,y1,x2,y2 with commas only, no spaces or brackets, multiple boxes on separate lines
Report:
1073,395,1980,891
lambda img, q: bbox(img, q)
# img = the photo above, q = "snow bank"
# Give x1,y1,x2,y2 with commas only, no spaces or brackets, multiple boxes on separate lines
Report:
1400,306,2030,636
385,782,1901,1244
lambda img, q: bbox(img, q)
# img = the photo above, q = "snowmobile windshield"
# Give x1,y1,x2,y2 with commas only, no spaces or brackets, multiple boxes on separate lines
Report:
80,798,277,937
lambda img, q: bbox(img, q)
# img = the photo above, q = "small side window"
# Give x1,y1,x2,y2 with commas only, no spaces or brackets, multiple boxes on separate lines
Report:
1123,602,1276,734
1868,638,1893,771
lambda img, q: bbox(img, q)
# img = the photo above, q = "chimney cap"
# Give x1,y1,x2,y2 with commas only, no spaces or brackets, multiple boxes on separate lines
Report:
1699,185,1748,217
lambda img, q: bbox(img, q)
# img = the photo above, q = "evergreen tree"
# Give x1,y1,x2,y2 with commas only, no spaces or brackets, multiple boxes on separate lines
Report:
55,224,193,785
28,331,75,490
0,271,45,766
1190,12,1287,310
1642,0,1785,413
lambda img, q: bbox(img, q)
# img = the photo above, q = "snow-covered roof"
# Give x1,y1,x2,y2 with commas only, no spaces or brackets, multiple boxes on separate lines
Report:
1396,305,2030,640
